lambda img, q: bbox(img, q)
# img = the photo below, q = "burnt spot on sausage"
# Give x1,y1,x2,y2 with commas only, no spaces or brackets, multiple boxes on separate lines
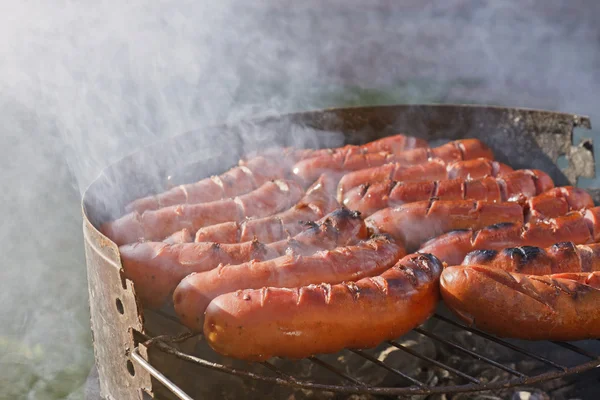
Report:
398,265,419,287
487,222,518,230
430,181,440,200
551,241,577,252
502,246,544,263
464,249,498,264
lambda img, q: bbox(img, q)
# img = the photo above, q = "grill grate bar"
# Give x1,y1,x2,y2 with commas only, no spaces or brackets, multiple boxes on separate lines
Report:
433,314,567,371
413,328,526,378
348,349,426,387
551,341,599,360
308,356,367,387
261,361,301,382
387,340,481,384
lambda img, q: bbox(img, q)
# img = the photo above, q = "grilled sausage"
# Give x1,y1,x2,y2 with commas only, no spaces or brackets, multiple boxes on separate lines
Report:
365,199,524,252
420,206,600,265
526,186,594,221
125,134,426,213
343,169,553,216
173,234,406,329
194,173,338,244
337,158,512,203
440,265,600,341
201,253,443,361
122,208,367,308
102,179,304,245
461,242,600,274
294,139,494,186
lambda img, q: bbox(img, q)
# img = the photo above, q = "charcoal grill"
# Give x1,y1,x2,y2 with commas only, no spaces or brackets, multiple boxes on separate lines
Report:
82,104,600,399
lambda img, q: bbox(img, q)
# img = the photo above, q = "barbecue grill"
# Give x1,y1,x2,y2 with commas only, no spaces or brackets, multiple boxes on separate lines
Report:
82,104,600,399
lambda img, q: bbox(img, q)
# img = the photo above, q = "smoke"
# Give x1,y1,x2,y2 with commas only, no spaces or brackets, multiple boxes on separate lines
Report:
1,0,599,398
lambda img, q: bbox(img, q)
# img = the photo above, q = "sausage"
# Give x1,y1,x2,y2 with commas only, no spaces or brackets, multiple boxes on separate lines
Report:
526,186,594,221
343,169,553,216
461,242,600,274
125,134,425,213
420,206,600,265
173,234,406,330
201,252,443,361
337,157,512,203
440,265,600,341
102,179,304,245
295,139,494,186
122,207,367,309
365,199,525,252
194,173,338,244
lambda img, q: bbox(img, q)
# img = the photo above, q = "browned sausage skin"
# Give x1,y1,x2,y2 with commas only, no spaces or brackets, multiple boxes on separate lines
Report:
126,134,426,213
194,173,338,244
337,157,512,203
294,139,494,186
440,265,600,341
365,199,525,252
201,252,443,361
121,207,366,309
173,234,405,330
102,179,304,245
420,206,600,265
461,242,600,274
344,169,553,217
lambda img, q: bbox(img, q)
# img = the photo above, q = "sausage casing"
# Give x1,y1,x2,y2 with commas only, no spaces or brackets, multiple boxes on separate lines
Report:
440,265,600,341
173,234,406,331
203,253,443,361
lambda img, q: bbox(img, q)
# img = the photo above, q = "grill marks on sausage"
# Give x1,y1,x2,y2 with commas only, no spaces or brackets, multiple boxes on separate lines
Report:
201,253,442,360
343,169,554,217
173,235,406,329
420,206,600,266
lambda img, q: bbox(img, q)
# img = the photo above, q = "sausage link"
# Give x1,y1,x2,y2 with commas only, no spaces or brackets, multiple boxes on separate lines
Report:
173,234,406,330
201,253,443,361
526,186,594,221
461,242,600,274
337,157,512,203
420,206,600,265
365,199,524,252
102,179,304,245
295,139,494,186
344,169,553,216
195,173,338,244
440,265,600,341
122,207,367,309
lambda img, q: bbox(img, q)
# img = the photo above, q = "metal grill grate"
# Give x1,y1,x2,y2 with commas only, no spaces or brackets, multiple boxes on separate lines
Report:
131,311,600,399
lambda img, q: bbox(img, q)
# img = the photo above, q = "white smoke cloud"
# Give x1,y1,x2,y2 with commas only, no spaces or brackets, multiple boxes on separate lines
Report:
1,1,599,398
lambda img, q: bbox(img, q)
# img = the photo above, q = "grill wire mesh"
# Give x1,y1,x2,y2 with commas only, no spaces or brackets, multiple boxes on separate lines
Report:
133,306,600,399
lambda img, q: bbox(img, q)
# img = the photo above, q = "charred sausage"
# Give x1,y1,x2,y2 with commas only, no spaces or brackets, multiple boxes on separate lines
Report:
295,139,494,186
337,157,512,203
122,208,367,309
126,134,426,213
173,234,406,329
194,173,338,244
365,199,524,252
343,169,553,216
102,179,304,245
201,253,443,361
440,265,600,341
420,206,600,265
461,242,600,274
